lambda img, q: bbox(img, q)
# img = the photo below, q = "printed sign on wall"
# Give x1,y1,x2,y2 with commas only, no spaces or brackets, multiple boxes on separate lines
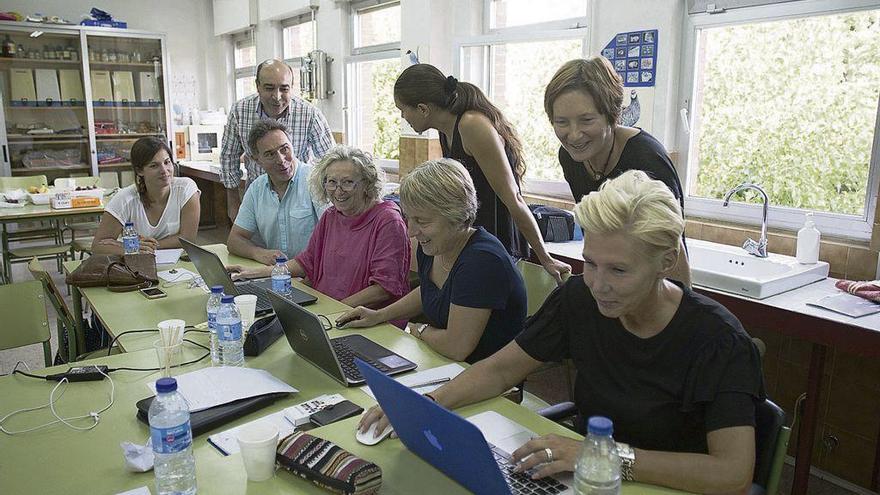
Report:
601,29,658,88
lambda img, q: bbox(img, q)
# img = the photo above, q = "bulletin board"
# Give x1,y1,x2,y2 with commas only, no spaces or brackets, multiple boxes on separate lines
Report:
601,29,658,88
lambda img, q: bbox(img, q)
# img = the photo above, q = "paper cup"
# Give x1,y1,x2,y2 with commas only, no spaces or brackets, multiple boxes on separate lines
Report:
236,422,280,482
157,319,186,346
153,339,183,377
234,295,258,336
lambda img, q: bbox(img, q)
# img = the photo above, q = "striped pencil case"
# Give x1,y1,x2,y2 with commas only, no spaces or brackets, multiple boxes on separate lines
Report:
276,431,382,495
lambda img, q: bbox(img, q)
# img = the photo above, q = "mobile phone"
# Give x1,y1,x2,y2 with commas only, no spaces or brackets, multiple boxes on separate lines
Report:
139,287,167,299
309,400,364,426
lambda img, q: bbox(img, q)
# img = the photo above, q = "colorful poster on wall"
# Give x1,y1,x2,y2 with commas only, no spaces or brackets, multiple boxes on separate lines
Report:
601,29,658,132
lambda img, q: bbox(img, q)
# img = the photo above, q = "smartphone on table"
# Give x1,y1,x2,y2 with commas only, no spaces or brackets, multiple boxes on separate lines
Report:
139,287,167,299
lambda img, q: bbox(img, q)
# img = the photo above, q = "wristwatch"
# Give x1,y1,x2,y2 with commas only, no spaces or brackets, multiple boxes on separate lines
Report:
415,323,429,338
616,442,635,481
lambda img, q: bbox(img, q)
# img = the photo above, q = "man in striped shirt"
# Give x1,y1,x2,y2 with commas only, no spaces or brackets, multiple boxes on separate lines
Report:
219,59,334,221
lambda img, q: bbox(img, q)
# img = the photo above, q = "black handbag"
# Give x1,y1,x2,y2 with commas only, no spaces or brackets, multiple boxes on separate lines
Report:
243,314,284,356
528,204,575,242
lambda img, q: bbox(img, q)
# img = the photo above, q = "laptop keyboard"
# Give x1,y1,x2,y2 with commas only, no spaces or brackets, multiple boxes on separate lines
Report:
331,339,391,382
235,283,273,311
491,445,568,495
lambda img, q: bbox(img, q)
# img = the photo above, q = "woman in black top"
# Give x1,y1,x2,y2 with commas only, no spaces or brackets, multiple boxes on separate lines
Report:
358,171,765,494
545,57,690,286
393,64,570,284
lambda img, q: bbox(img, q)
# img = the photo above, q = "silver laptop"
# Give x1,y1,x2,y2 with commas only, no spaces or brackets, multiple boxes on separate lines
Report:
266,290,417,386
179,238,317,315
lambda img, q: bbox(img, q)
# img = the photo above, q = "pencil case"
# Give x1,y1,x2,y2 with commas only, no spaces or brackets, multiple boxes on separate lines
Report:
276,431,382,495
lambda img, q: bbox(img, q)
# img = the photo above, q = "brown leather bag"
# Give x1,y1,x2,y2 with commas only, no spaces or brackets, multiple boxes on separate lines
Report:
66,254,158,292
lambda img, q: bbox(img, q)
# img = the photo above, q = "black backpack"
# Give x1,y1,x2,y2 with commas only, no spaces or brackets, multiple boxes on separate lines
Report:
528,204,575,242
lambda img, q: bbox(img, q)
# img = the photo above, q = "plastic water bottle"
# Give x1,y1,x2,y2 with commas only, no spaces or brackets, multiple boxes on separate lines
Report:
271,256,291,295
216,295,244,366
573,416,621,495
206,285,224,366
149,377,197,495
122,222,139,254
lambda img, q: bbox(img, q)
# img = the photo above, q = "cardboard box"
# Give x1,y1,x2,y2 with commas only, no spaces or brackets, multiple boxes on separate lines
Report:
71,196,101,208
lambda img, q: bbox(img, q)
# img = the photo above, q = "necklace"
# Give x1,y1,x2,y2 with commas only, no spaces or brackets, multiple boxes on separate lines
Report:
585,133,616,181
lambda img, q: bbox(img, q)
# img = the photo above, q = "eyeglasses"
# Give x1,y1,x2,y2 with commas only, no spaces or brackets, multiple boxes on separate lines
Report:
324,179,359,192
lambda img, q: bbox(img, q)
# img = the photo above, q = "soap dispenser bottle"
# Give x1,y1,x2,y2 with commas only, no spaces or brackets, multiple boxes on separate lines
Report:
796,213,820,264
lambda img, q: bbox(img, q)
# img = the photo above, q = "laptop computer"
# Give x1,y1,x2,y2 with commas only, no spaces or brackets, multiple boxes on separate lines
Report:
355,358,574,495
267,290,417,386
179,238,317,315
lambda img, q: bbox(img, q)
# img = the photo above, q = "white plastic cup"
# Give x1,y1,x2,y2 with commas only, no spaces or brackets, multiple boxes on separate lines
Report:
234,295,258,336
157,319,186,346
236,422,280,482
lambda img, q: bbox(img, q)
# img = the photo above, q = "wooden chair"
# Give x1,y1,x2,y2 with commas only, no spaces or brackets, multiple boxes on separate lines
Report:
0,279,52,367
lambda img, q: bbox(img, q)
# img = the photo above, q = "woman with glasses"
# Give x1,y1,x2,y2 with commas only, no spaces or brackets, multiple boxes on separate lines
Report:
230,145,410,313
92,136,200,255
337,158,527,364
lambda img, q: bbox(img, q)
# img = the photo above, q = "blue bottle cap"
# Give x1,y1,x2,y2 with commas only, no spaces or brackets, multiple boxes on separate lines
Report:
156,377,177,393
221,295,235,304
587,416,613,436
210,285,223,294
124,221,134,227
276,256,287,263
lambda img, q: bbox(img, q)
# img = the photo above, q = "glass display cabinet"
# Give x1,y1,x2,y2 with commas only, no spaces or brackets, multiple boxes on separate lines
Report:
0,22,171,186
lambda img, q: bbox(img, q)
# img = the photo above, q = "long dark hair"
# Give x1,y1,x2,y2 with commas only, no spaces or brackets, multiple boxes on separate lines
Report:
394,64,526,181
130,136,173,207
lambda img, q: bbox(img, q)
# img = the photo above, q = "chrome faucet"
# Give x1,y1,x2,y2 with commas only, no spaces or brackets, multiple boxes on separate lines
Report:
722,182,769,258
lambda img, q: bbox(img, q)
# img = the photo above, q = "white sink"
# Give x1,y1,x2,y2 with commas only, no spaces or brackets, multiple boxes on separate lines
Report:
688,238,829,299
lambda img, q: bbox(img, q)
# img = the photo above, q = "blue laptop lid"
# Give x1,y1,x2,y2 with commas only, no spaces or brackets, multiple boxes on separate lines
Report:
355,358,511,495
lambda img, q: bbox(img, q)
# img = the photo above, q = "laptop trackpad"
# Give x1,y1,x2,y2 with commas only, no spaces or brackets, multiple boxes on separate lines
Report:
377,354,410,370
468,411,536,455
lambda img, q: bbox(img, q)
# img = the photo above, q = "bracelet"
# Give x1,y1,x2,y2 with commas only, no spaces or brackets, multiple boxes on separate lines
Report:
415,323,429,339
424,393,437,402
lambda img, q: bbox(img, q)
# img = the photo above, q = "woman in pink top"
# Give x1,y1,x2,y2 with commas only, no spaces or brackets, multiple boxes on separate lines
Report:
231,145,411,314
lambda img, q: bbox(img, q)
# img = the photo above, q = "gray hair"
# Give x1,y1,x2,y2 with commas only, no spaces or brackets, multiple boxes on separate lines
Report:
400,158,477,229
247,120,289,157
309,145,385,203
574,169,683,260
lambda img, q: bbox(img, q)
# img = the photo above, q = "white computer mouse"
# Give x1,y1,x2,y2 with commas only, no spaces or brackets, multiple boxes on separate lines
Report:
355,422,394,446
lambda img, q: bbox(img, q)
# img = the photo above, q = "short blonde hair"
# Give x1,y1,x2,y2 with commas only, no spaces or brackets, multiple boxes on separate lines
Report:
400,158,477,228
574,170,683,259
544,57,623,125
309,145,385,204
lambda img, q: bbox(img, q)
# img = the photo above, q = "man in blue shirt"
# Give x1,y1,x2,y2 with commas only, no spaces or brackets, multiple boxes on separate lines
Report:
227,120,327,265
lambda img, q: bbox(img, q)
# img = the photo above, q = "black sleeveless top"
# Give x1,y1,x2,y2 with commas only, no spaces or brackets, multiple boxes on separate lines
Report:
439,114,527,260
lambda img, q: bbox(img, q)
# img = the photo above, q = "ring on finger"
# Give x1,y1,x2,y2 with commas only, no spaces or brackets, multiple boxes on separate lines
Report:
544,447,554,463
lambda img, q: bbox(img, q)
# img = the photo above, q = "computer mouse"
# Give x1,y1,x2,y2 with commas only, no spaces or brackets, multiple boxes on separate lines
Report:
355,422,394,446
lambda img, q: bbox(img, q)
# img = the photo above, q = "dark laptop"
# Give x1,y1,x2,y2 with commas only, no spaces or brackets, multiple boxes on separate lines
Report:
266,290,417,386
179,238,317,315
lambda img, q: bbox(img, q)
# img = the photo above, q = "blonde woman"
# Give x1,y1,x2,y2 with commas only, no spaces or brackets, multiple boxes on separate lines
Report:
338,158,527,363
358,170,765,494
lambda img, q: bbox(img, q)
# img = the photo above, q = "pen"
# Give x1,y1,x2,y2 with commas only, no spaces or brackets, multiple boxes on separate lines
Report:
408,377,451,389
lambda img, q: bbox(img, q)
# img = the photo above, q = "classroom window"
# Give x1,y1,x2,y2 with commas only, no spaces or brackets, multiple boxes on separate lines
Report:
684,7,880,238
282,16,316,97
232,31,256,100
353,1,401,50
487,0,588,31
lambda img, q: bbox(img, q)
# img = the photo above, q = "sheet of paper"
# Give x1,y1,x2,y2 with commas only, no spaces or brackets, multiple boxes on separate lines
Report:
807,292,880,318
158,267,197,283
116,487,151,495
360,363,466,399
155,248,183,265
146,367,297,412
207,409,296,456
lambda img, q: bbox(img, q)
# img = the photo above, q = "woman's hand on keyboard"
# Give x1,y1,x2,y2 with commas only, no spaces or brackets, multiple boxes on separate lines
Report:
226,264,270,281
510,434,579,479
336,306,384,329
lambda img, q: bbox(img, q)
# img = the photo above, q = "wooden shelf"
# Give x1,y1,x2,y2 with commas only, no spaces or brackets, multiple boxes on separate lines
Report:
12,164,91,175
6,135,86,144
0,57,80,66
87,61,162,68
98,162,131,170
96,133,163,141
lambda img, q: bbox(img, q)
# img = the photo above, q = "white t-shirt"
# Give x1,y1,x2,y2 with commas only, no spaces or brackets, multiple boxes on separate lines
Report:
105,177,200,240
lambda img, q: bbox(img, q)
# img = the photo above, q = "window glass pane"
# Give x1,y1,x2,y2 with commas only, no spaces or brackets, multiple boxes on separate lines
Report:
283,21,314,59
490,0,586,29
234,41,256,69
689,10,880,216
354,58,401,159
355,3,401,48
235,76,256,100
480,39,583,182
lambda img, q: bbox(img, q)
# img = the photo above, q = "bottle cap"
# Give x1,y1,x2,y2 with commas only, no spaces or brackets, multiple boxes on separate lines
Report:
155,377,177,393
210,285,223,294
276,256,287,263
125,221,133,227
221,295,235,304
587,416,613,436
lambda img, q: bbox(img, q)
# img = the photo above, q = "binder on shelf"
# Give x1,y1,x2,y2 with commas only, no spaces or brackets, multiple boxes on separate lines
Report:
10,69,36,106
34,69,61,107
89,70,113,106
58,69,84,105
138,71,161,106
111,71,135,105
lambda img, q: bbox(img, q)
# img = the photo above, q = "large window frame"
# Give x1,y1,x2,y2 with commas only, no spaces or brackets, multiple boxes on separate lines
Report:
456,7,589,200
677,0,880,240
345,0,401,170
280,13,316,96
231,30,257,102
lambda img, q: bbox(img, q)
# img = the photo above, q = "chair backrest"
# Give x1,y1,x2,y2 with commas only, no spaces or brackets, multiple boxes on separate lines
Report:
0,175,48,191
753,398,787,490
28,257,77,361
54,176,101,188
0,279,52,366
516,260,561,317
